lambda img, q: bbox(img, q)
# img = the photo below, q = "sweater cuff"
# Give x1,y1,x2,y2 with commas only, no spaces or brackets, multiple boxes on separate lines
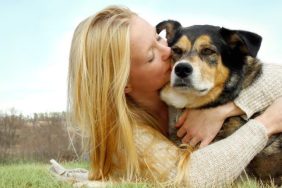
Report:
248,119,268,140
234,83,270,119
234,64,282,119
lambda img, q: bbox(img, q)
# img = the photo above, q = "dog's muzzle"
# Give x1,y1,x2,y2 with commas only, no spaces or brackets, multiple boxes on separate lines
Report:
171,62,193,88
174,63,193,78
171,61,212,94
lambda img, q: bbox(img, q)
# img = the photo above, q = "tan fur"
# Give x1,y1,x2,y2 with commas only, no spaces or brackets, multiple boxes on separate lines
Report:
193,35,211,50
175,35,191,52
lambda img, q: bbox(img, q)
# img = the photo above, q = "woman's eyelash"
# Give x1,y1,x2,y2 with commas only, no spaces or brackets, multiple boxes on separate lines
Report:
148,53,154,62
148,35,161,62
148,49,155,62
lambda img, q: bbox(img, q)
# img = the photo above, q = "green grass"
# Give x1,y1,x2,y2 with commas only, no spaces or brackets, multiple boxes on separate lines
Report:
0,160,90,188
0,162,73,188
0,161,278,188
0,161,149,188
234,178,277,188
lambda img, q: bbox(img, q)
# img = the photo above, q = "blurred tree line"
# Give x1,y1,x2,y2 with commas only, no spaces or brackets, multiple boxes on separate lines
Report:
0,109,82,163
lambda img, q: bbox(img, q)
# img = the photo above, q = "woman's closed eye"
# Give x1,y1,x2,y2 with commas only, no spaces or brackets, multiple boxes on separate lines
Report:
148,51,155,63
148,35,163,63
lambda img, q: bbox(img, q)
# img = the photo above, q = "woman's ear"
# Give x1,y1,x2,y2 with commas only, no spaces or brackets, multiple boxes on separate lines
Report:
124,84,132,93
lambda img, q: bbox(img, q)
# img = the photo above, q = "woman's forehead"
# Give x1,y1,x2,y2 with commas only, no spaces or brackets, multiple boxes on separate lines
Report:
130,16,155,42
130,16,155,58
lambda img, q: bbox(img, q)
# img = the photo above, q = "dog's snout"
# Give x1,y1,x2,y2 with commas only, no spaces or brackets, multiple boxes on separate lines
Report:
174,63,193,78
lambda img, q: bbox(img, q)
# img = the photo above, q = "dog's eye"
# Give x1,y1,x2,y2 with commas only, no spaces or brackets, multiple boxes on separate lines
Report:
201,48,215,56
172,47,183,55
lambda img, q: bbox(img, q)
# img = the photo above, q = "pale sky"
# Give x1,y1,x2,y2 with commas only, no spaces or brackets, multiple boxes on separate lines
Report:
0,0,281,115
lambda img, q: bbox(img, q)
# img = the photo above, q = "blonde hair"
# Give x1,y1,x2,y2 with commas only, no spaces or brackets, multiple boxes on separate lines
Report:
68,6,160,181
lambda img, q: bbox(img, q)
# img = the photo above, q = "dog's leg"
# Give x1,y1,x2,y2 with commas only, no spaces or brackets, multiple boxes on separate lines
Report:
168,106,183,145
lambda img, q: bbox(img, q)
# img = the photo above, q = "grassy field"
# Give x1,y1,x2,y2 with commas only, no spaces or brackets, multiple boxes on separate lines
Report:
0,161,88,188
0,161,278,188
0,162,70,188
0,161,150,188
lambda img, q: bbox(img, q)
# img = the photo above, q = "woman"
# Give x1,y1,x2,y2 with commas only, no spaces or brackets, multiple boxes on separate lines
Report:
66,6,282,187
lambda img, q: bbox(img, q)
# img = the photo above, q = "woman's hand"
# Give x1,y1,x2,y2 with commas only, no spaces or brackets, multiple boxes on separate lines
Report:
255,97,282,137
176,102,244,148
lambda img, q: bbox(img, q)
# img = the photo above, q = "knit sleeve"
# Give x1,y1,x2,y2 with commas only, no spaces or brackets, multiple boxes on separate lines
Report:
134,119,268,187
234,64,282,119
187,119,268,187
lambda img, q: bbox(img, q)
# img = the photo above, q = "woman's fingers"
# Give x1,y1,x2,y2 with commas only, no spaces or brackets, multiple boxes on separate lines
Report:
181,133,192,144
175,110,189,128
177,126,187,138
199,137,214,148
188,137,201,147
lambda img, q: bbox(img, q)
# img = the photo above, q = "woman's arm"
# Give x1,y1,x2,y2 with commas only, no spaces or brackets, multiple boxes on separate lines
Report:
187,119,267,187
134,98,282,187
187,97,282,187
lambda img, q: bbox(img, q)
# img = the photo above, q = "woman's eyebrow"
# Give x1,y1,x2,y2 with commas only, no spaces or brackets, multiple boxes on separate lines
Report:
144,29,157,52
145,39,154,52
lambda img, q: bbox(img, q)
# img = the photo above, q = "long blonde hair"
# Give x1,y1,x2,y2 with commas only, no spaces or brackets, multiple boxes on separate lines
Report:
68,6,160,181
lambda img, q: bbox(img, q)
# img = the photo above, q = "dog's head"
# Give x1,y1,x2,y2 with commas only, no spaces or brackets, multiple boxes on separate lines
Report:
157,20,262,108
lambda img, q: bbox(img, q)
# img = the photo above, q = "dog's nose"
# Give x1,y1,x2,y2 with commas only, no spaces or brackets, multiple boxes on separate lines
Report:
174,63,193,78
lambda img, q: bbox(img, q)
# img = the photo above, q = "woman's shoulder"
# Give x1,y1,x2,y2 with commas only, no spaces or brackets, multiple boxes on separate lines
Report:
133,124,165,142
133,124,178,151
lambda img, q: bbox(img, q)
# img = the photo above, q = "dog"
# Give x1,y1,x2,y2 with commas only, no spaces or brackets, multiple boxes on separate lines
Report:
156,20,282,185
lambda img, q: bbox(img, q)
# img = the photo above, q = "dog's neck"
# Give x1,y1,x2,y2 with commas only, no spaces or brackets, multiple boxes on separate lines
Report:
202,57,262,108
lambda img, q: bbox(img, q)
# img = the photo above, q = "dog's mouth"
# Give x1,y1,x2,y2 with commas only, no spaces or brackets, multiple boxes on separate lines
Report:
172,79,210,94
172,79,190,88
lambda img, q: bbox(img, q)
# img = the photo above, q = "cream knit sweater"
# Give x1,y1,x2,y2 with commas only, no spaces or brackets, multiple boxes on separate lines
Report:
50,64,282,187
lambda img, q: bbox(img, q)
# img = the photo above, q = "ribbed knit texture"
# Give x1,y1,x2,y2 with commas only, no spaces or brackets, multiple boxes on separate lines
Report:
187,120,267,187
235,64,282,118
133,125,179,180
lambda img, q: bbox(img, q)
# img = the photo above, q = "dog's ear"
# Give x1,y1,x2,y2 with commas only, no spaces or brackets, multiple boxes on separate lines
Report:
220,27,262,57
156,20,182,42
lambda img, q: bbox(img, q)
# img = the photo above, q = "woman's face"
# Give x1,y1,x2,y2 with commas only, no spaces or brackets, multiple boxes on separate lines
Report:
128,16,171,96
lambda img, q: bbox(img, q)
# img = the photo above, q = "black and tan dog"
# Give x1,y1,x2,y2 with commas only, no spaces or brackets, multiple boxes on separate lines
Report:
156,20,282,185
